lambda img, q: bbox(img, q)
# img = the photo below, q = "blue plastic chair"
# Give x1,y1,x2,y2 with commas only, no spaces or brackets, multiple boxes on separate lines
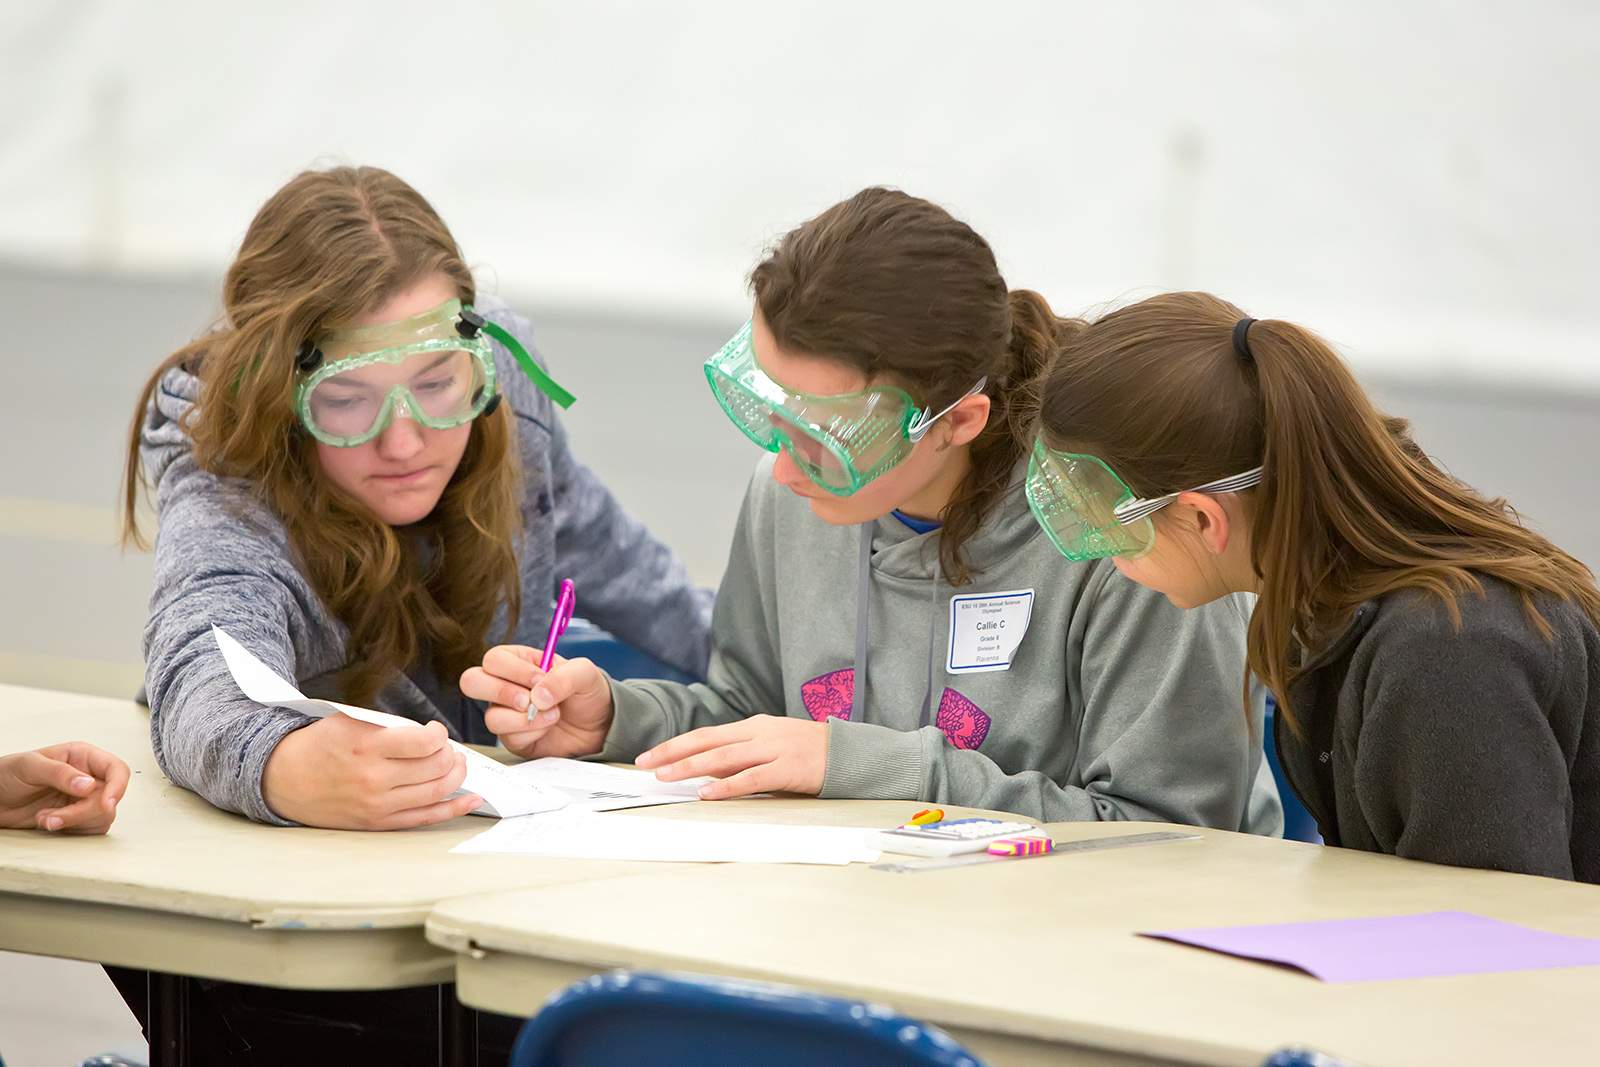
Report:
558,617,699,685
1262,695,1322,844
1261,1049,1360,1067
511,971,989,1067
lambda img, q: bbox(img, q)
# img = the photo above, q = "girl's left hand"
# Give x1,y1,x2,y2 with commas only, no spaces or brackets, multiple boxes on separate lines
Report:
635,715,828,800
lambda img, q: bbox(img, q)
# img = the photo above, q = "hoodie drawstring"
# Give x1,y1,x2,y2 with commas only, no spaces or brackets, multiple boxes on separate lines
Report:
850,521,940,728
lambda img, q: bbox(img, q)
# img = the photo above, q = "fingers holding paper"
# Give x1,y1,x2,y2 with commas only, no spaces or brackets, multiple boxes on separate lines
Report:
261,715,482,830
464,646,614,760
636,715,828,800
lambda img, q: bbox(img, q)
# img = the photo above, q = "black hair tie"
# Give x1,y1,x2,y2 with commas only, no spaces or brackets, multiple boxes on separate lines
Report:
1231,318,1256,362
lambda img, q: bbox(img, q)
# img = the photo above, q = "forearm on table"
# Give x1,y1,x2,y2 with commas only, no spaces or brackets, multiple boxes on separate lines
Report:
818,721,1113,822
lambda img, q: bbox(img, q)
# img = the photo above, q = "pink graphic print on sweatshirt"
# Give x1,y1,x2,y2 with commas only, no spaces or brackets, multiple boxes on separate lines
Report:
935,688,991,750
800,669,855,723
800,669,991,750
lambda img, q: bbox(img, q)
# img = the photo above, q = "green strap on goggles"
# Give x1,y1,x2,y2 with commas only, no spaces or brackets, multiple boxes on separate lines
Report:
473,313,576,410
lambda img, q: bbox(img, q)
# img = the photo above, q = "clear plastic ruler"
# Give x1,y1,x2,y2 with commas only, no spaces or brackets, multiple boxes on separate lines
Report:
870,830,1201,874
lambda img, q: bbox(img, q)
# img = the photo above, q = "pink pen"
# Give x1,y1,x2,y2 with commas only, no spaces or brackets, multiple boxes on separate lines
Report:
530,579,576,722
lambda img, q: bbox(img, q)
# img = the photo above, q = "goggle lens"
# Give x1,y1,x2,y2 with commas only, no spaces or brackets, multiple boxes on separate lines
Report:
767,413,856,491
1025,440,1155,561
303,345,490,446
703,321,923,497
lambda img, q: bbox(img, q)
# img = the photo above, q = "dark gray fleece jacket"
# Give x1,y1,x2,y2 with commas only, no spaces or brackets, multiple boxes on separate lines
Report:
1277,575,1600,881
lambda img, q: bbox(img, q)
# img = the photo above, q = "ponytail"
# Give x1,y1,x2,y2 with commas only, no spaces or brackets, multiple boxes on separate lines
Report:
1036,291,1600,733
937,289,1074,583
1247,318,1600,730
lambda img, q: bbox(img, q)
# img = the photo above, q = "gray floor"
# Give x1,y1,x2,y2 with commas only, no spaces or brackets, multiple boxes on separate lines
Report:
1,264,1598,1063
0,951,145,1067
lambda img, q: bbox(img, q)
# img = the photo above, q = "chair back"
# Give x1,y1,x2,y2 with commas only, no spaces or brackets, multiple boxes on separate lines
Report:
1261,1049,1362,1066
559,617,699,684
511,971,989,1067
1263,695,1323,843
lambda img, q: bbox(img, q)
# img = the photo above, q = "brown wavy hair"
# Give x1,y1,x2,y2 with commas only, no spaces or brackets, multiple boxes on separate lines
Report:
750,187,1070,585
122,166,521,704
1035,290,1600,731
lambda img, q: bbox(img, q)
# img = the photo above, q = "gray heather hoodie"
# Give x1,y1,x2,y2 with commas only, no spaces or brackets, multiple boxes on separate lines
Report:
140,299,712,824
601,455,1283,831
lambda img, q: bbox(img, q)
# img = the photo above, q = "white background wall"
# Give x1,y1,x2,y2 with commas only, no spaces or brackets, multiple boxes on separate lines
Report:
2,0,1597,388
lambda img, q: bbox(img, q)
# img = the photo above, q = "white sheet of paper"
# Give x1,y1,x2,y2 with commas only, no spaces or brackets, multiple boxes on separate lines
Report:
212,625,568,819
450,808,882,865
509,757,711,812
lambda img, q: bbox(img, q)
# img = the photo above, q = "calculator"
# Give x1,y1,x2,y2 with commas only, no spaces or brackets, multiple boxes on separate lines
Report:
875,818,1043,857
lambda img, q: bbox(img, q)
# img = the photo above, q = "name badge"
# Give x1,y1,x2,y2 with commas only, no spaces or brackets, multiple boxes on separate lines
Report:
947,588,1034,674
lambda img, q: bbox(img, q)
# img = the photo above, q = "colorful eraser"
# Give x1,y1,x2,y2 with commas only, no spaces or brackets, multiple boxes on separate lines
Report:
987,836,1053,857
907,807,945,827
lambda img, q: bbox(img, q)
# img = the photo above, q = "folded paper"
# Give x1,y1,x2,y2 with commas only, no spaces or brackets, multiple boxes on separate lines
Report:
212,625,568,819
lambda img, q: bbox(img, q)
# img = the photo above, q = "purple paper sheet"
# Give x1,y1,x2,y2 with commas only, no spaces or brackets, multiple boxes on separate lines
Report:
1142,911,1600,982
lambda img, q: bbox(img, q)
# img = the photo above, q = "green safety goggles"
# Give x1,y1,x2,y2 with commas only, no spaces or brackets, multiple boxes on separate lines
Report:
1026,436,1263,561
704,319,984,496
294,298,575,448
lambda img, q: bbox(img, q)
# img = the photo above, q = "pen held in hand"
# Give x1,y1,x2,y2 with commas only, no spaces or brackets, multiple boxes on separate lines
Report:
531,579,577,723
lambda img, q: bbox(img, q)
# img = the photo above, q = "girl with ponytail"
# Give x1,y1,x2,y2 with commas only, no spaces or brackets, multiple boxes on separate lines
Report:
1031,290,1600,880
465,189,1281,830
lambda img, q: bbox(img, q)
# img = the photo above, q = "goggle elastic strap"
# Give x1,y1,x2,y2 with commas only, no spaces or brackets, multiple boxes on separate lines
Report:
906,377,987,441
1111,466,1265,525
472,313,577,410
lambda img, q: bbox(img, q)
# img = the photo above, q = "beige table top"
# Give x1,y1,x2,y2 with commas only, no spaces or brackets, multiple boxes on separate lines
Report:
0,683,1008,988
428,820,1600,1067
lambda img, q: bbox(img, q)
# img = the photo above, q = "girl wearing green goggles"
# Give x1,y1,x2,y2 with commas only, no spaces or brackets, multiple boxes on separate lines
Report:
1032,290,1600,883
463,188,1280,842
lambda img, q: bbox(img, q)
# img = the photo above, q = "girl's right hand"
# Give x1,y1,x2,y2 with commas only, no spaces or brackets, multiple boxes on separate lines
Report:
461,646,614,760
261,716,481,830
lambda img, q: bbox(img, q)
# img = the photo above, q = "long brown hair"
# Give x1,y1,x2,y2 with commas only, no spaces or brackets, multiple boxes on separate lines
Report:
1035,290,1600,728
122,166,522,704
750,187,1070,585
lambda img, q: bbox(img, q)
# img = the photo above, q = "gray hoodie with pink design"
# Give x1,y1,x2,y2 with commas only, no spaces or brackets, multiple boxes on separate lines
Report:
600,454,1283,832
